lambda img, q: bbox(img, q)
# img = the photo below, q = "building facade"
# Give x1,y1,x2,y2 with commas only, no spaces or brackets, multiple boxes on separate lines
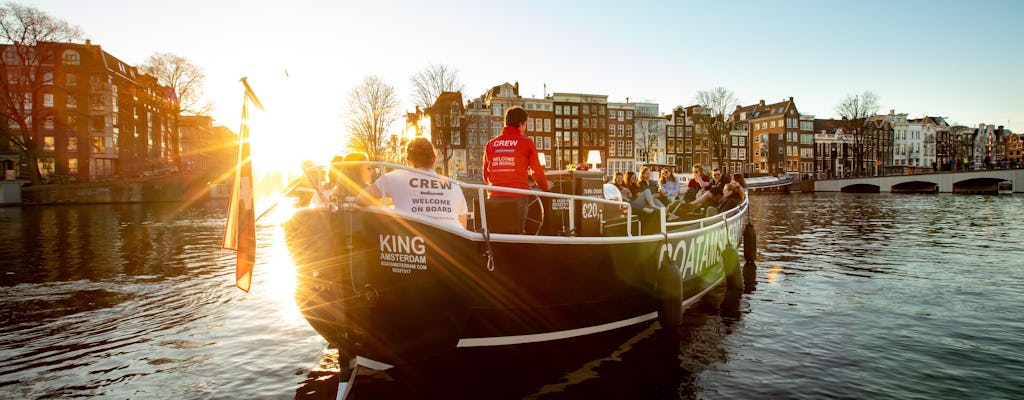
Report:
1,41,178,183
552,92,608,170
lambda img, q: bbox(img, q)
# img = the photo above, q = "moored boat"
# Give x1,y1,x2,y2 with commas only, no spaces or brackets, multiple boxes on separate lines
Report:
281,162,755,374
998,180,1013,195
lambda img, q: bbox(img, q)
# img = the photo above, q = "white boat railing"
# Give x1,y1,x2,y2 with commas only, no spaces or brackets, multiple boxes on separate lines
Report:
310,161,749,238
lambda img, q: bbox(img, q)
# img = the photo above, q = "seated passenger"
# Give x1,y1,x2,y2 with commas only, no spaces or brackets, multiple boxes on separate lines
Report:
358,138,468,229
625,171,664,213
310,152,371,208
683,164,709,202
718,181,746,213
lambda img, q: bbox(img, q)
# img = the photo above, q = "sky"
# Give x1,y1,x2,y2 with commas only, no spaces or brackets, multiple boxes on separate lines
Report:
19,0,1024,161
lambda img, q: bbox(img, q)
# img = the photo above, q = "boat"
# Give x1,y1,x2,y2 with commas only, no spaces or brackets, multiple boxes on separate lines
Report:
280,162,756,377
998,180,1013,195
745,175,793,194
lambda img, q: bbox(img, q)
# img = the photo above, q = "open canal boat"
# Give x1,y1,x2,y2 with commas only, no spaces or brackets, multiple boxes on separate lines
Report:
278,162,755,380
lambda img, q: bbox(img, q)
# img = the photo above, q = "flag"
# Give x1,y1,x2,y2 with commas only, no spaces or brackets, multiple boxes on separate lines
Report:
223,78,264,292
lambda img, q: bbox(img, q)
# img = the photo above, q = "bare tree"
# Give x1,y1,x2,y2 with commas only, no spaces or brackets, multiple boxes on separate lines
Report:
693,87,738,173
0,3,83,184
139,52,212,169
411,64,464,174
633,107,663,165
409,64,464,111
346,75,400,161
834,91,879,175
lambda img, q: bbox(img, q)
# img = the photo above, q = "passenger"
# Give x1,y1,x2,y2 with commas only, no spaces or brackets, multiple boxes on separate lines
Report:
709,167,728,191
625,171,664,213
731,173,747,189
682,164,709,202
659,168,680,203
718,181,746,213
483,105,549,233
358,138,468,229
640,167,669,205
310,152,371,208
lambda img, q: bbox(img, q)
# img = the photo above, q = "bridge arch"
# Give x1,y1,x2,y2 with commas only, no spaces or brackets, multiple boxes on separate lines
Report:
953,177,1006,194
841,183,880,193
892,181,938,194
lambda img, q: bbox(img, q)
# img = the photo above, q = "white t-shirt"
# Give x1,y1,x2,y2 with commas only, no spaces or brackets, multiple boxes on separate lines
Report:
373,168,469,229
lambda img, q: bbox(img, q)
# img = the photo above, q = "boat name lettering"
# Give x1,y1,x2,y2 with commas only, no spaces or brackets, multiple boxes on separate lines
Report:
379,234,426,255
409,178,452,190
659,226,728,278
684,228,726,277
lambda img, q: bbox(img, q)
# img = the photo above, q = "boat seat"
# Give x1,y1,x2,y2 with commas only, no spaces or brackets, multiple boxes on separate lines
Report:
482,198,522,234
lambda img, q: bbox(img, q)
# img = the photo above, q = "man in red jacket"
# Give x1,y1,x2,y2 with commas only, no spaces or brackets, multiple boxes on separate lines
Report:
484,106,549,233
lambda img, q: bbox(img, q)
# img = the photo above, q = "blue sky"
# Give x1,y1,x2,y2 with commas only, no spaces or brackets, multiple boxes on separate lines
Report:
22,0,1024,145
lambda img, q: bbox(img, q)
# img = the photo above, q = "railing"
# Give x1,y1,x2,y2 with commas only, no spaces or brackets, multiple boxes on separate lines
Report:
321,161,636,237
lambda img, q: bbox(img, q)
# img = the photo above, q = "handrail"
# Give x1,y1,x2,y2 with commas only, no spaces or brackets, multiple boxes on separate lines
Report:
320,161,635,236
312,161,753,238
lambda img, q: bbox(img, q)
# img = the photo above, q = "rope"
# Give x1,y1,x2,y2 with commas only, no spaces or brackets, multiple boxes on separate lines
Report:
482,229,495,272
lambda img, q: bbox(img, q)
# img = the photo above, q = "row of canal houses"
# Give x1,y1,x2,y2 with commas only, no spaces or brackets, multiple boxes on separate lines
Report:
410,82,1021,181
1,40,234,184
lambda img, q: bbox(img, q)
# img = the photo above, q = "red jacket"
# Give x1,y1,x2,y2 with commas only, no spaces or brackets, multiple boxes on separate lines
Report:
484,126,549,197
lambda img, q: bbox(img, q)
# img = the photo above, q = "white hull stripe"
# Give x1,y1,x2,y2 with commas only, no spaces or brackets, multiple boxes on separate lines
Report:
355,356,394,370
454,275,727,348
456,312,659,347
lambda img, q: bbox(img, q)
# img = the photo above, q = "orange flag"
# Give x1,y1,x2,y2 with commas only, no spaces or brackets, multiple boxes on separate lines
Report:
222,78,264,292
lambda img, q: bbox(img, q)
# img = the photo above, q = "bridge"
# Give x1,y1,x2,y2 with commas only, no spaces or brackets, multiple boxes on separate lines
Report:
814,168,1022,193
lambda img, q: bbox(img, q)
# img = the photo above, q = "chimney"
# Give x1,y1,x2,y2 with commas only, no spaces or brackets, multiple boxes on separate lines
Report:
788,96,793,102
626,97,630,103
513,82,519,96
85,39,92,46
758,99,765,106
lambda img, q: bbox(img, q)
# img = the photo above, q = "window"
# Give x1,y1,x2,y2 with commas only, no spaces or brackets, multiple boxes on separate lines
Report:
617,111,624,121
90,94,104,111
544,137,551,150
626,125,632,137
92,136,104,153
572,119,579,129
626,111,633,119
42,93,54,108
527,118,534,132
67,158,78,174
38,158,56,179
61,50,80,65
610,139,617,156
618,125,625,136
555,119,563,129
571,106,578,115
555,105,563,115
67,137,78,151
43,136,55,151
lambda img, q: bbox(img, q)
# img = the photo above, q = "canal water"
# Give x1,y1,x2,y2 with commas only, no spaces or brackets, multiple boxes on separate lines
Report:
1,194,1022,399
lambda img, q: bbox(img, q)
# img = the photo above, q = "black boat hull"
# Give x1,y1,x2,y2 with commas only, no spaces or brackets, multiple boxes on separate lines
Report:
285,203,747,368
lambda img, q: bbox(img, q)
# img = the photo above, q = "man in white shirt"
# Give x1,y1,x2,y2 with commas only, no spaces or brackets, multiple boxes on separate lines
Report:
358,138,468,229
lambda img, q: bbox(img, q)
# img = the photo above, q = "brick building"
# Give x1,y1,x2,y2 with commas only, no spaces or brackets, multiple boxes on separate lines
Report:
1,40,177,183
